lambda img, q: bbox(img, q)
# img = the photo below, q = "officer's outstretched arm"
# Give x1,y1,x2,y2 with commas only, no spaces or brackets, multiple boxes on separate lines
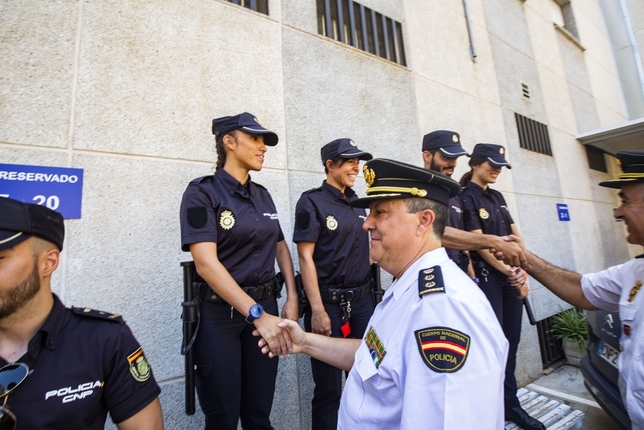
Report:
255,320,360,372
524,251,598,310
442,226,527,267
116,397,163,430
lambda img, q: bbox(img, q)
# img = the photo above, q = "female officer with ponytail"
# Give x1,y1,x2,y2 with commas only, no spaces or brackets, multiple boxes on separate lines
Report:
459,143,543,430
180,112,298,430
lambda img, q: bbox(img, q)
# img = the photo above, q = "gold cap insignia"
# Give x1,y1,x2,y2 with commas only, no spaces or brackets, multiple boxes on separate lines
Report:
616,158,622,169
127,347,152,382
479,208,489,220
220,210,235,230
326,215,338,231
349,139,356,146
499,148,505,155
452,134,458,143
364,166,375,187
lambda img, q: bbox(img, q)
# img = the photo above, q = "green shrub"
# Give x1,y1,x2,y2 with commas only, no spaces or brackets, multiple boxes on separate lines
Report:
552,308,588,350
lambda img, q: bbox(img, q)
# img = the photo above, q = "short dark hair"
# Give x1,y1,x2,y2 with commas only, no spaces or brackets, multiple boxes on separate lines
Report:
324,157,351,174
404,197,448,239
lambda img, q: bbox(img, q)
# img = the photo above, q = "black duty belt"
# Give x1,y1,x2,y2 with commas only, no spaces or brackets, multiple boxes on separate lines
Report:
196,272,284,305
319,277,372,304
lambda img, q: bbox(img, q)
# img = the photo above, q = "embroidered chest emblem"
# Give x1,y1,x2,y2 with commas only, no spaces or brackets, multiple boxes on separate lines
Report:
479,208,489,220
415,327,470,373
127,347,152,382
364,326,386,368
326,215,338,231
628,280,642,303
219,210,235,230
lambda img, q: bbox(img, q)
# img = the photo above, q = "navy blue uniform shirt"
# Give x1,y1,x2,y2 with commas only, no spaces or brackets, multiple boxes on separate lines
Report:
180,169,284,287
460,181,514,261
445,193,466,266
2,294,160,429
293,181,370,286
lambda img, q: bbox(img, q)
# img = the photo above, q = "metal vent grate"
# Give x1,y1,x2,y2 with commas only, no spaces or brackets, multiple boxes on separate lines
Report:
586,146,608,172
537,316,565,367
515,113,552,156
521,82,530,99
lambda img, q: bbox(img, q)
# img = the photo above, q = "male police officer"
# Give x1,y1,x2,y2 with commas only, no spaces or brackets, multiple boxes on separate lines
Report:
506,150,644,429
259,159,509,429
422,130,474,274
0,198,162,429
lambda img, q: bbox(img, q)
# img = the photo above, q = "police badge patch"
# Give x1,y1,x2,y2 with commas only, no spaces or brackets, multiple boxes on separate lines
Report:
415,327,470,373
219,210,235,230
479,208,489,220
326,215,338,231
127,347,152,382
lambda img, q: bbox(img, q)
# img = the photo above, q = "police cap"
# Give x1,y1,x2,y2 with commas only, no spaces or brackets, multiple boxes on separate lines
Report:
321,138,373,163
0,198,65,251
211,112,278,146
471,143,512,168
599,150,644,188
351,158,461,208
422,130,469,158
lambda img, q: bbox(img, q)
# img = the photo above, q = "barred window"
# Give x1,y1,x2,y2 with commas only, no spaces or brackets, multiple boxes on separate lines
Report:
227,0,268,15
585,146,608,172
316,0,406,66
515,113,553,156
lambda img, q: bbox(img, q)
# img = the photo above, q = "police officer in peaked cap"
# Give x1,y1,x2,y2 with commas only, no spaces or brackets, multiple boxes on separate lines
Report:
293,138,375,430
180,112,299,429
0,198,162,429
459,143,541,430
258,159,509,429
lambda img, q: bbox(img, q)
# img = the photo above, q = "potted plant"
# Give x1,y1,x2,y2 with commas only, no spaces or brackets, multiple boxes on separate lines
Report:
552,308,589,366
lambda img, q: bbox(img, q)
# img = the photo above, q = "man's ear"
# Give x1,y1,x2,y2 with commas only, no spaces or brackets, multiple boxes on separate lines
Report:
40,249,60,278
417,208,436,235
422,151,433,169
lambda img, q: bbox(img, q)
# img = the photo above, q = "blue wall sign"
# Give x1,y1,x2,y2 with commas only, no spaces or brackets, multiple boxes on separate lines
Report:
557,203,570,221
0,163,84,219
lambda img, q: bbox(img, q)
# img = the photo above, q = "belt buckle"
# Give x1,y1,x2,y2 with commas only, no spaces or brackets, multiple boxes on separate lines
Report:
345,290,355,301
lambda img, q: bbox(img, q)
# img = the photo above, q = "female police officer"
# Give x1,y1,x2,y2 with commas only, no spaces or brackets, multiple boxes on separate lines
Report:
180,112,298,430
459,143,543,430
293,138,374,430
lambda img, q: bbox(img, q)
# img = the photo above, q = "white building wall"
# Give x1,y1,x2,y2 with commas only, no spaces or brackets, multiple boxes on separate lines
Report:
0,0,637,428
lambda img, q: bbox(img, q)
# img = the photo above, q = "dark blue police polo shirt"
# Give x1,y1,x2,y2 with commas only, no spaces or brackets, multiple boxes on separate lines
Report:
461,181,514,261
180,169,284,287
293,181,370,287
445,193,465,265
2,294,161,429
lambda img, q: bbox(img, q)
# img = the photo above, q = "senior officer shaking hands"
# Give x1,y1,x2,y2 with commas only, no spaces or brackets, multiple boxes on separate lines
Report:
504,150,644,429
259,159,509,429
0,198,162,429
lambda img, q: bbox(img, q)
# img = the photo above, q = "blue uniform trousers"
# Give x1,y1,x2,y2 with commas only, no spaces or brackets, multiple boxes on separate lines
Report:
304,294,374,430
475,264,524,411
194,295,279,430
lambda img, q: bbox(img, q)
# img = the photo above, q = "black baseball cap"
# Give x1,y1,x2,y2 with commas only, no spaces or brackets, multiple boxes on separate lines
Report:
212,112,278,146
470,143,512,168
351,158,461,208
0,198,65,251
599,150,644,188
321,138,373,163
422,130,469,158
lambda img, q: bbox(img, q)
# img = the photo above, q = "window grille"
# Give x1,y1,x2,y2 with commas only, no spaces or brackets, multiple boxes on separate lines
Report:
227,0,268,15
537,316,565,367
515,113,553,156
586,146,608,172
316,0,406,66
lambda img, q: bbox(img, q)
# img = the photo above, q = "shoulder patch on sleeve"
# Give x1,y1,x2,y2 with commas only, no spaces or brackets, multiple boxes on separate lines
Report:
418,266,445,297
415,327,470,373
72,307,123,323
296,211,310,230
127,346,152,382
187,206,208,229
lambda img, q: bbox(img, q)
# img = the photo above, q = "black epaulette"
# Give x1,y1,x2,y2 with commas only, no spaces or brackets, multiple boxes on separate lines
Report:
254,182,268,191
72,307,123,323
301,186,322,196
636,254,644,259
190,175,214,184
418,266,445,297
